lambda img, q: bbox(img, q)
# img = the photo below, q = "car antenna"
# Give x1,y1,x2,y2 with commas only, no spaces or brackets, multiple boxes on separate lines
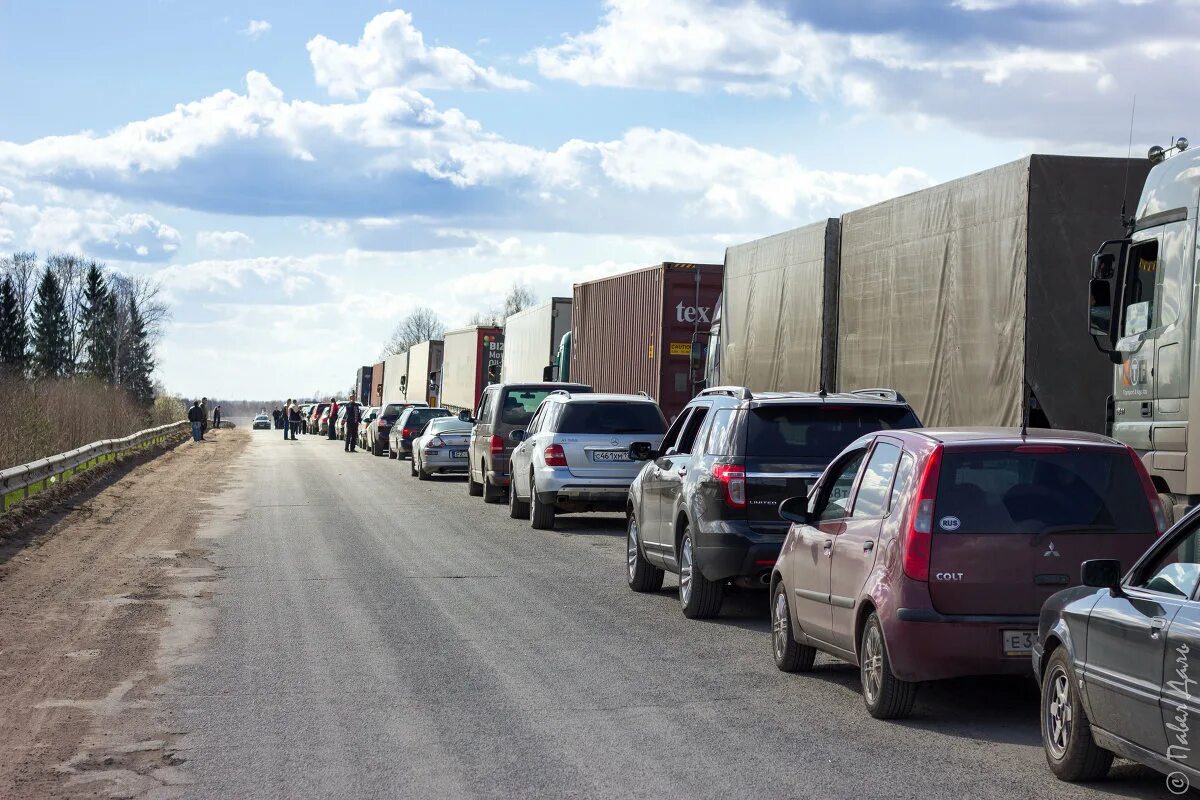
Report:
1020,382,1030,438
1120,94,1136,230
818,381,827,398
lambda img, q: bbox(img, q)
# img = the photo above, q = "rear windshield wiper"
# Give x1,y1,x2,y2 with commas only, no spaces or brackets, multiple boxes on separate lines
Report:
1030,525,1117,546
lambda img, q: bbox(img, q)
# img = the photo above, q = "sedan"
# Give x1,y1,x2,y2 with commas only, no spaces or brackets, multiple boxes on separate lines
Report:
411,417,473,480
252,414,271,430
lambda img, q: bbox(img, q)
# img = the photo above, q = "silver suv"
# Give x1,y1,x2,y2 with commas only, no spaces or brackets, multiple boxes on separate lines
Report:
507,392,667,530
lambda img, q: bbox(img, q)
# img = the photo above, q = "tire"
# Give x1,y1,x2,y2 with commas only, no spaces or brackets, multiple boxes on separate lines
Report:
678,528,723,619
373,440,384,457
529,487,556,530
509,474,530,519
1042,648,1113,781
388,445,397,460
771,581,816,672
626,514,664,592
860,613,917,719
410,458,418,477
483,472,506,504
468,464,483,497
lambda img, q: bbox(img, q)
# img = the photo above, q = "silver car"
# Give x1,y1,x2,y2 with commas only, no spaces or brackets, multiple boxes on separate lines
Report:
507,392,667,530
411,417,474,480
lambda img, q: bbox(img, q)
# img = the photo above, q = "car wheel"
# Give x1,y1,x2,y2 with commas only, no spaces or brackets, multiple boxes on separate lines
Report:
388,445,397,460
509,474,530,519
529,486,556,530
483,473,506,504
772,581,816,672
468,464,483,497
1042,648,1113,781
678,528,723,619
417,456,431,481
410,457,418,477
626,514,663,592
372,440,384,457
860,612,917,720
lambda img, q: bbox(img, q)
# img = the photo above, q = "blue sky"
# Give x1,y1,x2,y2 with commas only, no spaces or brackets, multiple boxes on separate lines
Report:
0,0,1195,398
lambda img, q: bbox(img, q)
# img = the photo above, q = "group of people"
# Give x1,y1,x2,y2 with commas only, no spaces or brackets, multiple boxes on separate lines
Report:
277,395,363,452
186,397,223,442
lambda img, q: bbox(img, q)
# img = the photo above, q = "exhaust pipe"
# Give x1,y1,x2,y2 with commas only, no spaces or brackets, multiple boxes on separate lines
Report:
758,572,771,586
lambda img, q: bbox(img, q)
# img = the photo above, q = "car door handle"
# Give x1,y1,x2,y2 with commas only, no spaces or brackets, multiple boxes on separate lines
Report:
863,541,874,553
823,539,833,556
1151,616,1168,638
678,467,687,477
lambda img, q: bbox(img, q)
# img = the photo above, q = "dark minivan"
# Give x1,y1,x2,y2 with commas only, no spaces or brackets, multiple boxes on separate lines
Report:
465,382,591,502
371,401,427,457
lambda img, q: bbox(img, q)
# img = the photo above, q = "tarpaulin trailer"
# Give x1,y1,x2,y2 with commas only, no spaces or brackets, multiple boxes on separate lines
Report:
405,340,444,406
380,351,409,406
501,298,572,383
441,325,504,412
571,262,723,420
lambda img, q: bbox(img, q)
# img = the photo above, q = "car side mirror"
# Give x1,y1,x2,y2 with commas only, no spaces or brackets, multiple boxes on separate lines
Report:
629,441,657,461
664,446,680,457
458,410,473,423
1082,559,1123,595
510,429,525,443
778,495,811,525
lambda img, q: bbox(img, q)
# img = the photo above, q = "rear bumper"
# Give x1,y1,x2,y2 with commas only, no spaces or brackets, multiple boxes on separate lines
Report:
884,610,1040,682
487,453,512,486
535,484,630,511
693,523,785,583
423,450,470,472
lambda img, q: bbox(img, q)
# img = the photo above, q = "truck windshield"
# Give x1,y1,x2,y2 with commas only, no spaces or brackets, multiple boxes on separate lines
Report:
556,402,666,435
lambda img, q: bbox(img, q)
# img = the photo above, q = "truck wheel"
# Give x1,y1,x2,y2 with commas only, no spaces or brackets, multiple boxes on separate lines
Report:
509,476,529,519
1042,648,1113,781
678,529,723,619
860,613,917,719
468,465,483,497
529,489,556,530
772,581,816,672
627,514,663,592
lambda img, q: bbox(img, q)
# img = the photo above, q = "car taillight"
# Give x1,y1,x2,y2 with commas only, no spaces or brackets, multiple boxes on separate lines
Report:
490,434,505,455
427,436,444,447
712,464,746,509
402,428,413,438
378,419,388,428
544,444,567,467
1127,446,1168,535
902,444,943,582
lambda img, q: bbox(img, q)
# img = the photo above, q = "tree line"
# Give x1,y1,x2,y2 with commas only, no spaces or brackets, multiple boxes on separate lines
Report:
0,252,167,407
381,283,536,358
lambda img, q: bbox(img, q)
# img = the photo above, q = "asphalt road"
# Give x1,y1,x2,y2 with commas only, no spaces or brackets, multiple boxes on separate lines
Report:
167,429,1172,799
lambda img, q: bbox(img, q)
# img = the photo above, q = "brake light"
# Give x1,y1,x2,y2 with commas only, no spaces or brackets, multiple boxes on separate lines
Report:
1127,446,1168,535
490,434,505,455
903,445,943,582
712,464,746,509
402,428,413,438
427,436,444,448
1014,445,1068,453
544,444,567,467
378,419,388,428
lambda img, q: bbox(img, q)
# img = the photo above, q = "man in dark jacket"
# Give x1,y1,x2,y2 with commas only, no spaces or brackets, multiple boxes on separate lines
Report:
187,400,204,442
343,393,362,452
213,405,222,429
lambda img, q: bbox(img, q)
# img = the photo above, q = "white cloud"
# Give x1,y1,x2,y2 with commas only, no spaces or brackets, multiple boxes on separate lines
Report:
239,20,271,40
307,10,531,98
196,229,254,251
26,207,181,261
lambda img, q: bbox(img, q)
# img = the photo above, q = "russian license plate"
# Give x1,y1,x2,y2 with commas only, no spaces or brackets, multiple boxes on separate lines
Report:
591,450,631,462
449,450,468,459
1002,629,1035,656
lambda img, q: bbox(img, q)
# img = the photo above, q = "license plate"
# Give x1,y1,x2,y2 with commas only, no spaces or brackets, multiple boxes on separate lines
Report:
449,450,468,459
591,450,631,462
1002,629,1035,656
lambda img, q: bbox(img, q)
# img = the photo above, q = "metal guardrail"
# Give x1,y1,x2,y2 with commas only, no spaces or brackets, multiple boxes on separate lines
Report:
0,420,189,512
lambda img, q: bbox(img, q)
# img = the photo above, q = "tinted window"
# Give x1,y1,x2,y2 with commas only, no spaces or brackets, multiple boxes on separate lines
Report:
934,449,1154,535
660,409,693,453
677,406,711,454
382,404,404,420
853,442,901,518
428,418,471,435
499,389,552,425
405,408,450,428
703,409,737,456
819,452,866,522
555,402,666,435
746,406,920,459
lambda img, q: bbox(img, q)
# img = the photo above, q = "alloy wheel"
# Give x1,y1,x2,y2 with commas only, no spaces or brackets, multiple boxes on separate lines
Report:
679,537,694,607
773,591,789,661
862,625,884,705
627,519,640,581
1045,665,1073,759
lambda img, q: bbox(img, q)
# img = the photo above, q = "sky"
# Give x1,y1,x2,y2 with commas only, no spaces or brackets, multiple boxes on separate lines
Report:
0,0,1196,399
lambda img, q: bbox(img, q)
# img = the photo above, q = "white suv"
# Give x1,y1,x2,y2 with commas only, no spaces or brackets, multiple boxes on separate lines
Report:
507,392,667,530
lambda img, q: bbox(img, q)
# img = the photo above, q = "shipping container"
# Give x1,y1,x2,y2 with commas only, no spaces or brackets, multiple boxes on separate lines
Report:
405,340,444,406
441,325,504,412
380,351,409,406
571,262,723,419
501,298,572,383
354,365,373,404
370,360,385,406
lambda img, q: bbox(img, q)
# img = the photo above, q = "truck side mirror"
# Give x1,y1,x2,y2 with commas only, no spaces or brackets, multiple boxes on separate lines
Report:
1087,278,1122,363
1091,252,1116,280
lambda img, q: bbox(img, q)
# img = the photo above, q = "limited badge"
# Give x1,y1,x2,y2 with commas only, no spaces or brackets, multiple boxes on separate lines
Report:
939,516,962,531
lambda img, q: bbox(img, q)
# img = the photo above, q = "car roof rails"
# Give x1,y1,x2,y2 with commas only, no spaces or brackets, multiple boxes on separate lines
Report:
848,388,907,403
699,386,754,401
548,389,573,398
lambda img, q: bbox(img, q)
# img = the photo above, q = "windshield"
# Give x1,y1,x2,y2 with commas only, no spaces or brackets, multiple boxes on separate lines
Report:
934,449,1154,535
746,405,920,460
499,389,552,425
556,402,666,434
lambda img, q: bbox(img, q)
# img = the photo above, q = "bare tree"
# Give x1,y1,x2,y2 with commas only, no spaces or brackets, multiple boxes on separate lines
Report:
383,307,445,357
47,253,89,372
1,252,40,319
467,283,538,327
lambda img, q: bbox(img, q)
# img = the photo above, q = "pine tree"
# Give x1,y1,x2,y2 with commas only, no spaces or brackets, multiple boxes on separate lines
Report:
79,263,115,380
30,268,71,377
120,296,155,406
0,276,28,374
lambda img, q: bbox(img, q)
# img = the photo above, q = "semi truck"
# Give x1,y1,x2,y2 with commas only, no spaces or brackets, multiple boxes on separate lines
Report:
405,339,444,406
717,154,1149,433
370,360,385,406
571,262,722,419
1088,138,1197,522
500,298,572,383
441,325,504,412
380,351,409,406
354,365,373,404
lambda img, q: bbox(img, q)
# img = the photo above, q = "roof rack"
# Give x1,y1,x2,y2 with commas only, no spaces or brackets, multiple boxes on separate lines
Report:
548,389,573,398
699,386,754,401
848,388,907,403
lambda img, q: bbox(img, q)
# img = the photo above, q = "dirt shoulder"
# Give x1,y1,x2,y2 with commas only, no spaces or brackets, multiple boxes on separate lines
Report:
0,426,248,799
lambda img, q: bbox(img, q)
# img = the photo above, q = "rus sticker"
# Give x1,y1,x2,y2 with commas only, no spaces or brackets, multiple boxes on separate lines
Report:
939,516,962,532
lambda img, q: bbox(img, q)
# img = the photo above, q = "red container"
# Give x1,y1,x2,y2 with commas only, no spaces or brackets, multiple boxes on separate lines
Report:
571,262,723,420
442,325,504,412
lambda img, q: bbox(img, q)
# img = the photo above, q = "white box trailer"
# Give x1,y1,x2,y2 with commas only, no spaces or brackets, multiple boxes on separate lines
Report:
441,325,504,412
380,351,409,406
405,339,444,406
501,298,572,383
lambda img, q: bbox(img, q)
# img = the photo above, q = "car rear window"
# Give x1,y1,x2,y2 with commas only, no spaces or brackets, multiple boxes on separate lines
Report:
555,402,666,435
382,404,404,420
934,449,1154,535
406,408,450,427
746,405,920,459
499,390,552,425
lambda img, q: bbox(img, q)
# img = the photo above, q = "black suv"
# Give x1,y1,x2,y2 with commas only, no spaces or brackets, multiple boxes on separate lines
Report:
625,386,921,619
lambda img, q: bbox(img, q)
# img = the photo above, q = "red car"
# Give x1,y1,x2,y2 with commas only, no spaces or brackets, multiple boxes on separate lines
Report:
770,428,1165,719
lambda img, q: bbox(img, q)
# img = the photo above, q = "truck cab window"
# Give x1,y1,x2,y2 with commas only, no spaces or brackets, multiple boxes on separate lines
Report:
1122,240,1160,336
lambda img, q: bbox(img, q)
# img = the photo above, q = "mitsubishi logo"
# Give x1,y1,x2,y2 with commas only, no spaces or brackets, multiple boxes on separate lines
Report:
1044,542,1062,558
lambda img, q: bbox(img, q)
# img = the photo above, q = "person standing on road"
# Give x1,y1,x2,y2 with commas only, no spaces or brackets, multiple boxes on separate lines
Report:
188,400,204,442
213,405,222,430
201,397,209,436
283,399,295,440
343,393,361,453
327,397,339,440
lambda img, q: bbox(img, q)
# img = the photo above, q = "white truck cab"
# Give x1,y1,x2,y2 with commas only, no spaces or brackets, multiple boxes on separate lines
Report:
1090,139,1199,522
